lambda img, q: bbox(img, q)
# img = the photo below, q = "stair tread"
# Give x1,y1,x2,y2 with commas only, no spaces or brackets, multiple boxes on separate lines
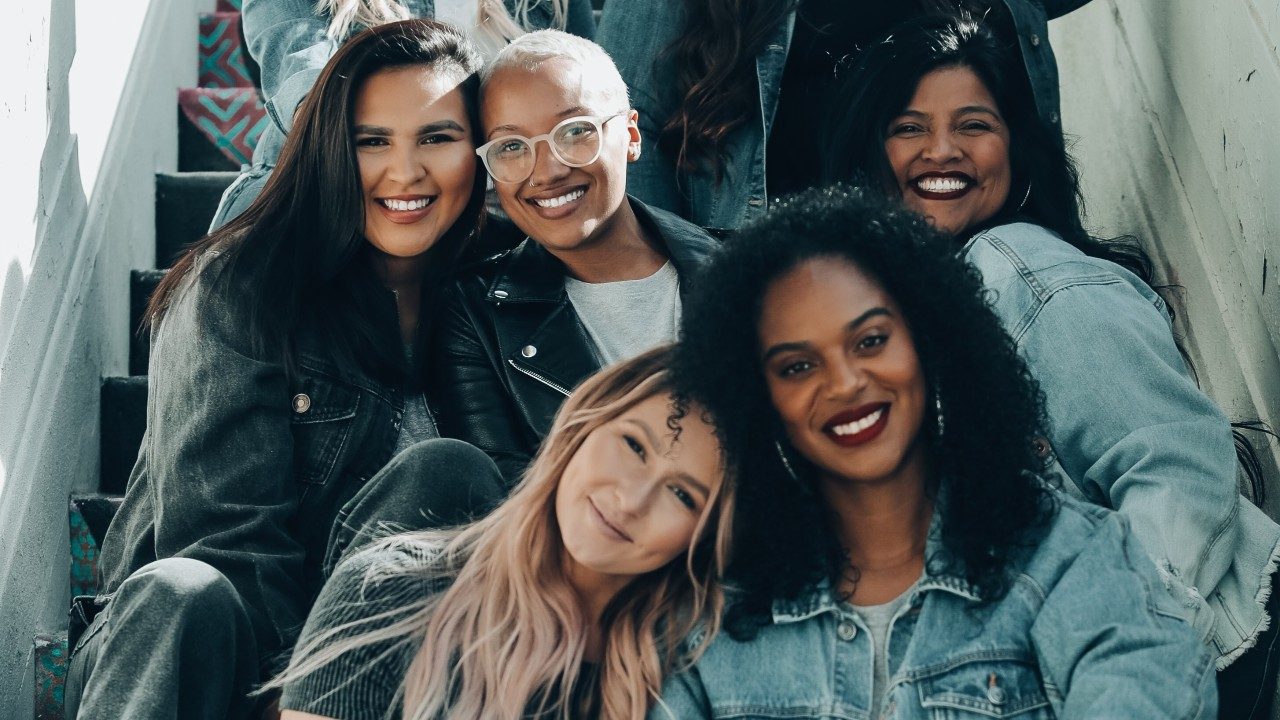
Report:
99,376,148,496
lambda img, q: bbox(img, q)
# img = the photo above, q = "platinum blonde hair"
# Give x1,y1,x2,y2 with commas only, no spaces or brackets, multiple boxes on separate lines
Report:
317,0,571,45
269,346,735,719
480,29,630,109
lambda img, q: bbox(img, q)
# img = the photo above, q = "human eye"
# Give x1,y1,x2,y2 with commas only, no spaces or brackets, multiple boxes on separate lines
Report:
856,332,889,352
777,359,815,378
355,136,388,148
889,121,925,136
623,434,647,461
668,484,697,511
958,119,993,134
420,132,458,145
495,138,528,156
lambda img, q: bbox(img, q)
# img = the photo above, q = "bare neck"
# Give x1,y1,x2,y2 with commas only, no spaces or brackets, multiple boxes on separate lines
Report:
563,558,630,663
553,200,667,284
820,453,933,605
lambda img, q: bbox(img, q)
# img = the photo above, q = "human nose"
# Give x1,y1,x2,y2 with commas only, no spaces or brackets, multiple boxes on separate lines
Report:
386,143,428,185
823,358,867,400
527,137,571,187
612,474,651,518
921,128,962,164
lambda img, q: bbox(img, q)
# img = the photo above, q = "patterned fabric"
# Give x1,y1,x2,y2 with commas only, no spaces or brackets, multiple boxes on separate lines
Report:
69,496,124,597
34,633,68,720
199,12,254,88
178,87,269,166
217,0,242,11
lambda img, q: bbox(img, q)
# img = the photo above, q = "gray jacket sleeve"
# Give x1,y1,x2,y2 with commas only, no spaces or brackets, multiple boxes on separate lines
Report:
147,269,308,662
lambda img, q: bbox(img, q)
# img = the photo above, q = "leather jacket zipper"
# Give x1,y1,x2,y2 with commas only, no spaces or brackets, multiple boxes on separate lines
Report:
507,358,571,397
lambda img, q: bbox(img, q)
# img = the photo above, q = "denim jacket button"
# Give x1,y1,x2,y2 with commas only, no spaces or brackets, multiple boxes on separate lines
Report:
521,345,538,358
1030,33,1041,47
987,684,1006,705
292,393,311,414
836,620,857,641
747,196,765,207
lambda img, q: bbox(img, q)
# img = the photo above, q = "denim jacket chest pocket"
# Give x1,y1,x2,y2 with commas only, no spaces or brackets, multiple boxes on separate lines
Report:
912,656,1052,719
288,369,361,489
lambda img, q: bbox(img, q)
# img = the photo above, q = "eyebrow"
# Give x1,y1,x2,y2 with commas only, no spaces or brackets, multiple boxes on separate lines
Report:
624,417,712,501
761,306,894,362
895,105,1002,120
353,120,466,135
485,105,591,139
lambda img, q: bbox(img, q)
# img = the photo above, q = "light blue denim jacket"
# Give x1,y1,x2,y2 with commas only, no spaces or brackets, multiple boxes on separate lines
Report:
965,222,1280,667
597,0,1092,232
652,494,1217,719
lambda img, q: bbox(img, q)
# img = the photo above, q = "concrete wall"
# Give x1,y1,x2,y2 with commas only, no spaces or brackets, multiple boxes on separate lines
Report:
1052,0,1280,516
0,0,205,715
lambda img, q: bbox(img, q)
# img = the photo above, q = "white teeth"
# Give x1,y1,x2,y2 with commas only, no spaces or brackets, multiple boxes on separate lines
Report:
831,408,885,436
380,197,432,211
532,188,585,208
916,176,971,193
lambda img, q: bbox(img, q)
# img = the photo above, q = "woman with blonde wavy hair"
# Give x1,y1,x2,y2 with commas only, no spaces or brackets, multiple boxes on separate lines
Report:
272,345,735,720
212,0,596,230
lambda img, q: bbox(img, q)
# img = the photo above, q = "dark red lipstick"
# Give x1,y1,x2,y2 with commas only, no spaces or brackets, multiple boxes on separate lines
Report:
910,171,975,201
821,402,891,448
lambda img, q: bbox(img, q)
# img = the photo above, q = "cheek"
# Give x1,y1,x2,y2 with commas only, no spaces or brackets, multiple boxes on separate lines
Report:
766,377,810,430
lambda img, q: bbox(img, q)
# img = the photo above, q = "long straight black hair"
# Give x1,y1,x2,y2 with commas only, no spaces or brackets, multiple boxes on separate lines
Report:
148,19,487,385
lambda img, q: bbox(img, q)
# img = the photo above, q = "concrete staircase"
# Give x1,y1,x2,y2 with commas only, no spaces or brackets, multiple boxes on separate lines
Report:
32,1,260,716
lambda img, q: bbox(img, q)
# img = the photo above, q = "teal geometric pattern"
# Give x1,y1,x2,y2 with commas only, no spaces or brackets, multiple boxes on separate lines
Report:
217,0,242,10
68,504,96,597
34,633,68,720
199,13,254,88
179,87,269,166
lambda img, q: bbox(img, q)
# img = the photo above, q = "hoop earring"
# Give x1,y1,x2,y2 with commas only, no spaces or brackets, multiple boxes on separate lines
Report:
934,388,946,438
775,437,801,482
1015,182,1032,213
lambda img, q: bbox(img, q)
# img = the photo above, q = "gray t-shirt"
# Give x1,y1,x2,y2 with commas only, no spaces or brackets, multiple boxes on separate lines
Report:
853,581,918,718
563,261,681,365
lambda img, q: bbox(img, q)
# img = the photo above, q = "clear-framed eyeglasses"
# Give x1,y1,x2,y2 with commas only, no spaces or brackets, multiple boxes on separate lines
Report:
475,111,628,184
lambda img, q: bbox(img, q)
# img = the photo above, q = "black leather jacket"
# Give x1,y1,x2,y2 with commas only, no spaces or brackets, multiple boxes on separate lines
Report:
429,197,718,485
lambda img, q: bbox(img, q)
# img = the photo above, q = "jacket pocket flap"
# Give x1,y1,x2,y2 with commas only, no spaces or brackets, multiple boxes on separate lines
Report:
917,658,1049,717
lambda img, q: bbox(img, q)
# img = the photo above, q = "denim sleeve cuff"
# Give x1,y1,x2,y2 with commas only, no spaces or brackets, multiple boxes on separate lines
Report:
265,68,321,135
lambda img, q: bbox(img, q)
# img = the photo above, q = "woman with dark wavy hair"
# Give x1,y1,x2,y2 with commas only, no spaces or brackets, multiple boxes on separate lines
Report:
596,0,1089,235
825,15,1280,717
659,185,1215,719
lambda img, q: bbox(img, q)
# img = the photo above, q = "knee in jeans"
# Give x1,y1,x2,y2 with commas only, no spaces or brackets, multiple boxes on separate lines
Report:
398,437,493,473
127,558,240,619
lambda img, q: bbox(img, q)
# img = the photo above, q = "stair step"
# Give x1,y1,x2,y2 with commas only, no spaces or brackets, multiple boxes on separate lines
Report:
199,12,258,89
100,376,147,495
34,633,68,720
178,88,268,171
129,269,167,375
156,171,235,268
70,495,124,598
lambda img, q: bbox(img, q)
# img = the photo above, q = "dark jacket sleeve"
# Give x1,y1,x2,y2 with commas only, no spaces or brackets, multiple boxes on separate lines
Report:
147,269,308,664
429,283,534,488
564,0,598,38
1039,0,1095,19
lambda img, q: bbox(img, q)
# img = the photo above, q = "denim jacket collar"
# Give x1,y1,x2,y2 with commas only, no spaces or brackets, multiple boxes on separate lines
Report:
483,194,717,305
770,499,983,625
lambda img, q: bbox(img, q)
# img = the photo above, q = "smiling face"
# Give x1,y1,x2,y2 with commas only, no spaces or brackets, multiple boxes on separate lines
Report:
555,391,724,582
480,58,640,254
884,65,1012,236
354,65,477,265
759,257,929,488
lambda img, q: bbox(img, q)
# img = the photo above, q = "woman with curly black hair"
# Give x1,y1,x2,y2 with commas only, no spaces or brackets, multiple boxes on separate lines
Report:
658,185,1215,719
824,15,1280,717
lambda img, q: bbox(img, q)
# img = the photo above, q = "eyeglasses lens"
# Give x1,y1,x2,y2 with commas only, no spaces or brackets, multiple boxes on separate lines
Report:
485,119,603,183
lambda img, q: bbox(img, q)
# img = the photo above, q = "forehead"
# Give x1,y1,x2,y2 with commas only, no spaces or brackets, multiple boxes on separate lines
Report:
905,65,1000,112
622,392,722,473
481,58,617,127
759,257,898,342
354,65,469,121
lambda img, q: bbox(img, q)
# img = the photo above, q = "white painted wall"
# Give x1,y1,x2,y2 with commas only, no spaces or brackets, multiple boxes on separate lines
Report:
0,0,207,715
1052,0,1280,516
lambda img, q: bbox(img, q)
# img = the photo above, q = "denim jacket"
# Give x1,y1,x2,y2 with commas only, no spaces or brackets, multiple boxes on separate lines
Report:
652,494,1217,719
964,222,1280,666
597,0,1092,232
240,0,597,171
97,255,426,669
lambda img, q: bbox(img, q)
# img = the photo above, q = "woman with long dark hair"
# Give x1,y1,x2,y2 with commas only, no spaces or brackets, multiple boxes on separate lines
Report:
596,0,1089,235
825,15,1280,718
65,20,489,719
662,185,1215,718
272,347,735,720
